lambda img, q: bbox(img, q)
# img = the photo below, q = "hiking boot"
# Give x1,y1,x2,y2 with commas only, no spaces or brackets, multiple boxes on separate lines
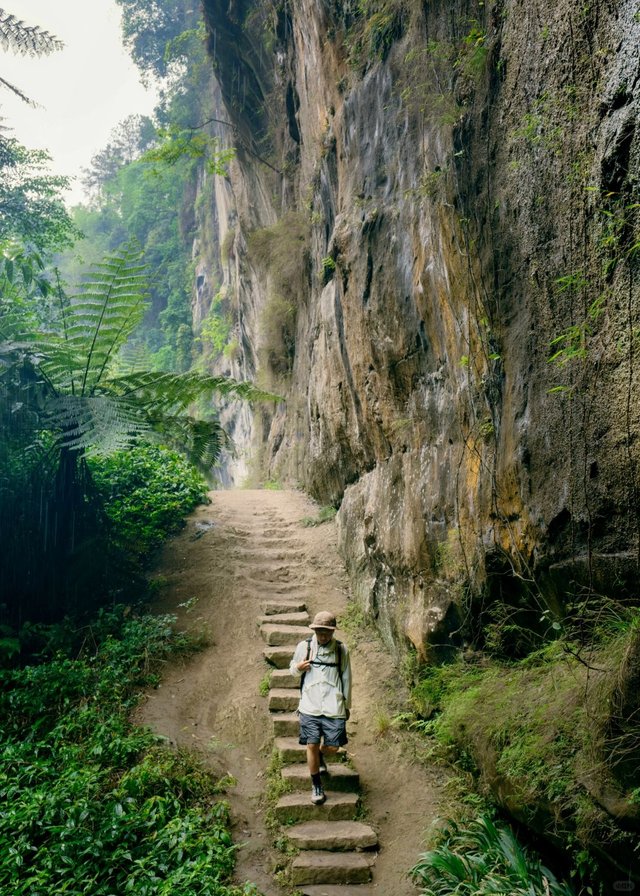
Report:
318,752,327,773
311,783,326,805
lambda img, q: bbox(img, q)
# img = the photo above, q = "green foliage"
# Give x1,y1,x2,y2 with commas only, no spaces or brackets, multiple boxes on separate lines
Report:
114,0,195,82
258,671,272,697
198,287,233,359
399,41,464,126
142,125,235,176
248,212,310,378
0,241,273,624
301,505,337,527
66,24,227,375
547,277,605,371
0,138,77,251
411,815,575,896
0,10,63,105
89,444,208,560
343,0,409,69
0,608,252,896
455,22,488,81
406,618,640,885
22,244,271,465
410,660,486,720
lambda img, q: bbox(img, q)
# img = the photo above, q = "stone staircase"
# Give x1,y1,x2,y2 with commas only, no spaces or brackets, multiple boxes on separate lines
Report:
259,600,378,894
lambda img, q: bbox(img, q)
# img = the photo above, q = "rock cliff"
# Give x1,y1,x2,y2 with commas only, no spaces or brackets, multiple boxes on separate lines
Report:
197,0,640,660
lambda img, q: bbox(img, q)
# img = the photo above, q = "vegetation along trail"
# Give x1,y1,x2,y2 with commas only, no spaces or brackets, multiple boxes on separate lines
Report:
136,488,446,895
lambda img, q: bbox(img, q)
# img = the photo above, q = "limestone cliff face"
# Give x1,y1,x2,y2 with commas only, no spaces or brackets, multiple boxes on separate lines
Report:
197,0,640,660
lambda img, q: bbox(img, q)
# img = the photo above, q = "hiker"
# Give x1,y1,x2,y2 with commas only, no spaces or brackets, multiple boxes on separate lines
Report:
289,610,352,805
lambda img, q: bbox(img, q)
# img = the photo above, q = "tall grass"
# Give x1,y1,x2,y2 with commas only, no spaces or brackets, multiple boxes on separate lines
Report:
410,815,574,896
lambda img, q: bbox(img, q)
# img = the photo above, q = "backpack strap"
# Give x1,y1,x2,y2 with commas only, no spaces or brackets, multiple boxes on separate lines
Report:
300,637,345,694
299,636,313,692
335,638,343,691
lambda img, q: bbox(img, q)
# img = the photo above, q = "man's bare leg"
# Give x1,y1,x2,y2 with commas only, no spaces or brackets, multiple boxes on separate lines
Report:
307,742,321,775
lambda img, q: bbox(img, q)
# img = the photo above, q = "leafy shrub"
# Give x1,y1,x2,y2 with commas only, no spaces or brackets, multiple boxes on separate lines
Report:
0,608,254,896
90,444,208,560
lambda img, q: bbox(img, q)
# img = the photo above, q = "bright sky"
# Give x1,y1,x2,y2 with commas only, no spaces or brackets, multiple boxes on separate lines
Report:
1,1,158,205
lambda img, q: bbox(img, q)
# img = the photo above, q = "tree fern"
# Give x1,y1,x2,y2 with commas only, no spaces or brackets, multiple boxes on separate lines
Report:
0,9,63,105
22,244,277,464
0,10,63,57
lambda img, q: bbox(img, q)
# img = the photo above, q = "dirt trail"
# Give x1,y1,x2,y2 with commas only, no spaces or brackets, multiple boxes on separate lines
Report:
135,489,446,894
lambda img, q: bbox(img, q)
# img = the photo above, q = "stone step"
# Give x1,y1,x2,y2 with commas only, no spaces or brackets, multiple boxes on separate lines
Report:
274,736,308,763
291,851,372,886
282,763,359,792
298,886,380,896
263,646,295,668
275,736,349,764
268,688,300,712
287,820,378,851
270,669,299,688
258,611,310,626
261,624,310,646
250,581,307,592
262,599,307,615
274,792,360,825
236,551,306,563
271,711,299,736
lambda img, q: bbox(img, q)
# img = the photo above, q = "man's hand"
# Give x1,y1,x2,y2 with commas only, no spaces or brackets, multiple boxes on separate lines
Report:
297,659,312,672
345,708,350,720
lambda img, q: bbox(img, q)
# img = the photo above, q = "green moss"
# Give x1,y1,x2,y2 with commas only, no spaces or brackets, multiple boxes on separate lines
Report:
409,624,640,881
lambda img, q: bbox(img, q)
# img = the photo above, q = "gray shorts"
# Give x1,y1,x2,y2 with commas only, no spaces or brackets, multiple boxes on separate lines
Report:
298,713,348,747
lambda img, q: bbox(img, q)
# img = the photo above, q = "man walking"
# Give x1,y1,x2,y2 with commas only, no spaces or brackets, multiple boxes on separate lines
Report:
289,610,352,805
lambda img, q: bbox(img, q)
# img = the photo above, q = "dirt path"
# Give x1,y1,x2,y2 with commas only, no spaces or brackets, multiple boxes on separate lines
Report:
135,489,446,894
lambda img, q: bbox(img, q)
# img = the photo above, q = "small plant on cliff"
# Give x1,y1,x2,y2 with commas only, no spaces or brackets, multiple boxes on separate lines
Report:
410,815,575,896
343,0,410,69
248,212,310,378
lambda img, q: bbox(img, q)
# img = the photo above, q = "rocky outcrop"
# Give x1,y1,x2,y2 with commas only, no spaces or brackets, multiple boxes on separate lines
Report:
196,0,640,661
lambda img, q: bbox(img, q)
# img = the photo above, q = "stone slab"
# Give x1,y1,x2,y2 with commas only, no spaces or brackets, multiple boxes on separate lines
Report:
263,646,295,668
271,712,299,736
275,737,309,763
282,763,359,792
299,886,380,896
252,581,307,592
287,820,378,851
291,851,372,886
268,688,300,712
262,599,307,615
261,624,310,646
274,792,359,824
270,669,299,689
275,737,346,763
258,611,310,626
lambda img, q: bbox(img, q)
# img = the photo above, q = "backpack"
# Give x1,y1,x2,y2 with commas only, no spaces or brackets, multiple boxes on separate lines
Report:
299,636,344,694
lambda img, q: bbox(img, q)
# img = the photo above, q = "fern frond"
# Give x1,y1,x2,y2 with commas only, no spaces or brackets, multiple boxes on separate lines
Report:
44,394,149,456
0,73,36,105
60,244,149,396
144,411,232,472
105,370,280,412
0,11,63,56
